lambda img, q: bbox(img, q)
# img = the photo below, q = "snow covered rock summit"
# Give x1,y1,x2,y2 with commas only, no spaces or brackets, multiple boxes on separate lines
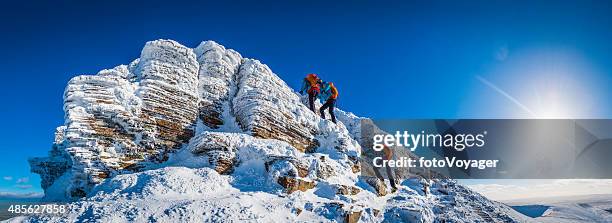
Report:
29,39,360,200
26,39,529,222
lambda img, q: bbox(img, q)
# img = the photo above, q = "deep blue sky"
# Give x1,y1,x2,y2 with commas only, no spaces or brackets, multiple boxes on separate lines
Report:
1,0,611,195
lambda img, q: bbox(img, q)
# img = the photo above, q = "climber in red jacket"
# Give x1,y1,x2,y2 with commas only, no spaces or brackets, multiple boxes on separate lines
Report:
299,73,321,112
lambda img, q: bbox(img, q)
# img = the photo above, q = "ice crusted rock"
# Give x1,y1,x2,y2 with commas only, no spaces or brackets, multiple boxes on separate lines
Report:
26,39,530,222
233,59,321,152
185,131,358,193
29,127,72,190
31,39,201,198
136,39,200,154
30,39,360,200
194,41,242,129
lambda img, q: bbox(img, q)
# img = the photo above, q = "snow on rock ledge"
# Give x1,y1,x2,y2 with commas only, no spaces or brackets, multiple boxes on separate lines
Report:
185,131,358,191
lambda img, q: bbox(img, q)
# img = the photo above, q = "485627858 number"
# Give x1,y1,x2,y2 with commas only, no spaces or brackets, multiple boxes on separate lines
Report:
7,204,67,214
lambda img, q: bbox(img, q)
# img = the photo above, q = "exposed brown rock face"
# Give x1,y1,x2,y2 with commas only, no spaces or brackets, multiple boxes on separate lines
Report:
360,176,388,196
190,132,239,174
345,210,363,223
265,156,310,178
335,184,362,196
348,156,361,173
62,75,143,191
137,40,200,161
277,176,316,194
372,209,381,217
233,59,320,152
194,41,242,129
30,40,200,198
311,156,337,179
191,133,359,196
188,131,358,198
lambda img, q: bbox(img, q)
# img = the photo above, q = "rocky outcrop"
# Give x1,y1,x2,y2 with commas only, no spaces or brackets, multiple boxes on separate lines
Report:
335,184,362,196
29,127,72,190
360,176,388,196
30,39,362,200
277,176,317,193
188,131,357,195
265,156,310,178
189,132,239,174
31,40,201,198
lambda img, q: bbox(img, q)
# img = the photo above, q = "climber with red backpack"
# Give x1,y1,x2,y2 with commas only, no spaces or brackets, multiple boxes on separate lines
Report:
318,81,338,124
299,73,322,112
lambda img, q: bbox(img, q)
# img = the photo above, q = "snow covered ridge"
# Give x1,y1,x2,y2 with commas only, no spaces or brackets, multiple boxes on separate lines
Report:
25,39,529,222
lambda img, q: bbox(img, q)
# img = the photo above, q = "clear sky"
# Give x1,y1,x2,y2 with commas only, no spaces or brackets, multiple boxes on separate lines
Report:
1,0,611,197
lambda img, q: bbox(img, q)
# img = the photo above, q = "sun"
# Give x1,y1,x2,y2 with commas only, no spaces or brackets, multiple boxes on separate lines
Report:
477,48,601,119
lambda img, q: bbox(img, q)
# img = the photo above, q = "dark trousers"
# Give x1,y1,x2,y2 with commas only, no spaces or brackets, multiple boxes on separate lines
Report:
319,99,336,123
308,92,317,112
